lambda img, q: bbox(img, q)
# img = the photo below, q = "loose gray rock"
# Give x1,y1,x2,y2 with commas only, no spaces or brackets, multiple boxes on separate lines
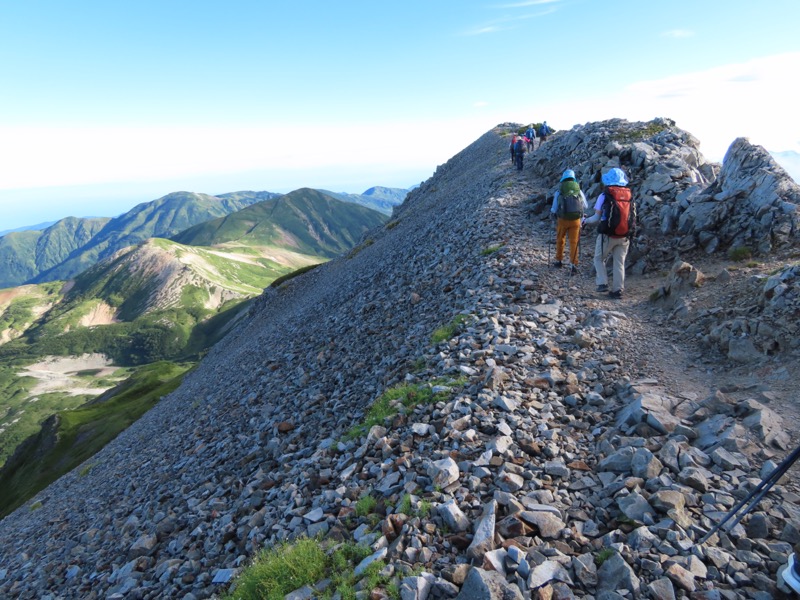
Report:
454,567,523,600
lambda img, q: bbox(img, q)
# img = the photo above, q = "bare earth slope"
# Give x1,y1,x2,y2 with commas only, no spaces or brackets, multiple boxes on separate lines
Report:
0,123,799,599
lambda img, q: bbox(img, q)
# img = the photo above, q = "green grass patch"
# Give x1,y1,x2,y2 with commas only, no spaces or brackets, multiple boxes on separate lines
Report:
611,120,669,143
481,245,503,256
595,547,616,566
397,493,412,515
355,494,378,517
395,494,432,519
385,220,401,230
728,246,752,262
343,377,465,442
0,361,192,518
222,537,327,600
79,461,97,477
269,263,322,288
223,538,391,600
431,314,471,344
347,238,375,259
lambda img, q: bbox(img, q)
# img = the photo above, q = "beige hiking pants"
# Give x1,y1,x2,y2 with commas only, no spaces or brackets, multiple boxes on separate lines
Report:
593,234,629,292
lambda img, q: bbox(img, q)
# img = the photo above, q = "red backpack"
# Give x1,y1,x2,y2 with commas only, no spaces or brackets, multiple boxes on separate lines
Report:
598,186,635,238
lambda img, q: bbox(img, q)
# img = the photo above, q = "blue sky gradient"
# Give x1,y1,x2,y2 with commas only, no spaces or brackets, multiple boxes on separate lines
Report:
1,0,799,230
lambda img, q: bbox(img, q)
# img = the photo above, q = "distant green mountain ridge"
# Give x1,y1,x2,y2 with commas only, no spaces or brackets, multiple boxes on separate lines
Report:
0,217,110,289
1,187,405,289
32,191,271,284
0,221,58,237
172,188,389,256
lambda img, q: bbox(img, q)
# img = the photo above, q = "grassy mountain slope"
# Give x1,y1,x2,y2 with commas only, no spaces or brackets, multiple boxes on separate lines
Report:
0,361,190,518
0,282,65,345
172,188,388,255
0,217,110,288
0,237,326,470
52,237,306,322
0,191,386,509
0,238,274,472
32,191,267,284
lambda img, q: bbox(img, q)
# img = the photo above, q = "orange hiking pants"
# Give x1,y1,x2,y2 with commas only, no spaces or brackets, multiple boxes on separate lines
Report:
555,218,581,265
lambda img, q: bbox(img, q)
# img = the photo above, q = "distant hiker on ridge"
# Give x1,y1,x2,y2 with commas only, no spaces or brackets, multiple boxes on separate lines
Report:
538,121,551,144
510,134,518,164
513,135,526,171
525,124,537,152
550,169,587,274
583,167,636,299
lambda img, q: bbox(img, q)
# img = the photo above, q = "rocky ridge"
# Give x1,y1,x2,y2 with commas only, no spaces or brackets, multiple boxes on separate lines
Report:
527,118,799,271
0,120,799,599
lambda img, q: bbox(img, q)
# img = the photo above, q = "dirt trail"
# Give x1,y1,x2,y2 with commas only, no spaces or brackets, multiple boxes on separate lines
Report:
510,155,800,452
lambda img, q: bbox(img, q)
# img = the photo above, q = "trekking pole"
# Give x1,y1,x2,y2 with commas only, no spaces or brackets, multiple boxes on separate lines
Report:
698,442,800,544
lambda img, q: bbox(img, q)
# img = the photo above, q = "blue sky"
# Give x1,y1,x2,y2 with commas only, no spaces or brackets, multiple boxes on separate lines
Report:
1,0,799,231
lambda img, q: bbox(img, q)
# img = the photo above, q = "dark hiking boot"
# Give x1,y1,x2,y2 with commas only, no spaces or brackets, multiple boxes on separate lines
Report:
596,284,608,292
609,289,623,299
553,261,563,268
570,265,578,275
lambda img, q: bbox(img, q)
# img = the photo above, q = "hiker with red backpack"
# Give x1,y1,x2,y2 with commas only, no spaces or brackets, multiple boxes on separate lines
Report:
583,167,636,299
550,169,587,274
510,134,518,164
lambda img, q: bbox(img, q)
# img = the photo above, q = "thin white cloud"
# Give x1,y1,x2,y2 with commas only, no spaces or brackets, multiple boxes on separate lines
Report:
461,7,556,35
494,0,561,7
661,29,695,38
474,101,490,108
462,25,505,36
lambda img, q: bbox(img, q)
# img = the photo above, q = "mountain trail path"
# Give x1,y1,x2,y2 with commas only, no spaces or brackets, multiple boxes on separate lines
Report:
501,153,800,455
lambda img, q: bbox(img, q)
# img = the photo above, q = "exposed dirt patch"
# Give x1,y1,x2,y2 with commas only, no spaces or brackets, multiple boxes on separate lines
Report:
213,243,322,268
17,354,119,397
0,288,23,308
78,301,120,327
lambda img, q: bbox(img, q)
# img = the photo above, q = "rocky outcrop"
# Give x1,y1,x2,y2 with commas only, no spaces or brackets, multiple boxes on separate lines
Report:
652,260,800,360
528,119,800,266
679,138,800,254
0,122,797,600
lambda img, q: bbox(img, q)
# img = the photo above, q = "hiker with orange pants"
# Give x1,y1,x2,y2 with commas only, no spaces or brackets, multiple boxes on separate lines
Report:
550,169,587,274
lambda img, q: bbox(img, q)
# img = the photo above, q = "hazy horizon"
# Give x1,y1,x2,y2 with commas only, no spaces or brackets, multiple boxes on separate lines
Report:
2,1,799,231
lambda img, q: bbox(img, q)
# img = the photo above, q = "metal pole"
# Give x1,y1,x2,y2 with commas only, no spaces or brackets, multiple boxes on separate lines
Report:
698,443,800,544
